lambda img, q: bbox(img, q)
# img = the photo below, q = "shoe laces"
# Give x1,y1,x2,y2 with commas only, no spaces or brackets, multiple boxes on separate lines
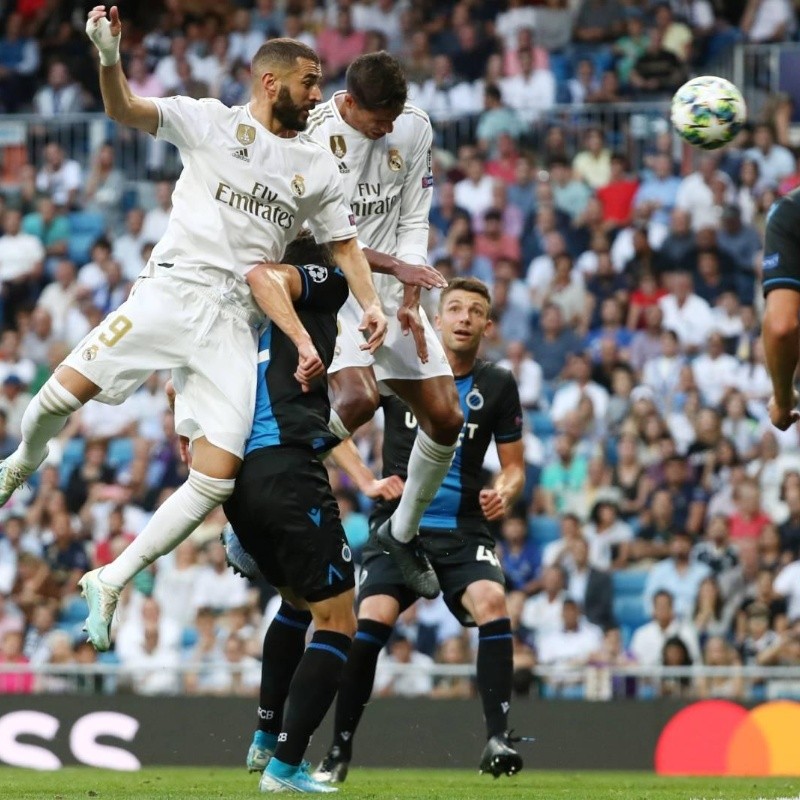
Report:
505,729,535,746
0,461,27,490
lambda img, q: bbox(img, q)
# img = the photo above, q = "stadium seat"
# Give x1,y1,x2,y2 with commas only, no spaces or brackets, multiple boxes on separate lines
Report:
60,596,89,625
528,516,560,545
108,437,135,471
67,211,107,264
611,571,648,598
613,595,649,631
181,627,199,650
528,410,556,439
59,438,85,487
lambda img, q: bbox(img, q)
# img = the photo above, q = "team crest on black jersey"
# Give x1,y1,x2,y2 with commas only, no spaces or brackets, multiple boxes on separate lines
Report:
388,148,403,171
306,265,328,283
291,174,306,197
236,123,256,145
330,135,347,158
466,387,484,410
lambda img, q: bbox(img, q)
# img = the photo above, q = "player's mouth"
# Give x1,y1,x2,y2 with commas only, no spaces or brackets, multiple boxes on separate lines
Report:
452,328,473,340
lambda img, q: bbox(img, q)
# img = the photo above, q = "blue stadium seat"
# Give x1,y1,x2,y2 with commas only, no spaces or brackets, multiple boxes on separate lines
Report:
528,410,556,439
613,595,649,630
60,596,89,625
181,627,199,650
59,437,85,487
612,571,648,598
108,437,134,471
67,211,107,265
97,650,120,665
528,516,560,545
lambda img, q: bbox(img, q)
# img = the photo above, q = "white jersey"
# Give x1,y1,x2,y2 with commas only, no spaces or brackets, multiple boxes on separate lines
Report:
149,96,357,309
305,93,433,301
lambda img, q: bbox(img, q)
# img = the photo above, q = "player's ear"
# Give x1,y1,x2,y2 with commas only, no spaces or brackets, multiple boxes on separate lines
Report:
434,313,442,332
483,317,494,338
261,69,278,99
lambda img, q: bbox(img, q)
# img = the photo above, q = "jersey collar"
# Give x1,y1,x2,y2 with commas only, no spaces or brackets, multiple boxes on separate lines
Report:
330,91,369,140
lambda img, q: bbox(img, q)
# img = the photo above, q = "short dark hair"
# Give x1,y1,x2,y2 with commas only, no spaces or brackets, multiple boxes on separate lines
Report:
252,38,319,75
346,51,407,113
283,230,333,267
485,83,502,102
440,277,491,308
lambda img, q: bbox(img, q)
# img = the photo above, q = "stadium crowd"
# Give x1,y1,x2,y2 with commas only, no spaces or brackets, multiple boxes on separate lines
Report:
0,0,800,701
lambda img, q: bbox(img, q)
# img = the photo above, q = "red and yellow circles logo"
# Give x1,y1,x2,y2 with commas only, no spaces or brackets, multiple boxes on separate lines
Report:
655,700,800,776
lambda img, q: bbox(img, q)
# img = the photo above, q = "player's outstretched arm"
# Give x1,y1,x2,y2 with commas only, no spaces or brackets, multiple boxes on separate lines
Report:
330,237,387,354
326,438,404,501
480,440,525,522
362,247,447,290
246,263,324,392
763,287,800,430
86,6,158,135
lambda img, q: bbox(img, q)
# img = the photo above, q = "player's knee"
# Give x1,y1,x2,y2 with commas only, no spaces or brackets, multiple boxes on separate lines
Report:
470,585,508,626
358,594,400,627
427,400,464,444
334,384,380,431
311,591,357,638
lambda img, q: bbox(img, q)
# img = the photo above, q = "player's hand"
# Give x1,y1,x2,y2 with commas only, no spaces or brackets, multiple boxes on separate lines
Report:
86,6,121,66
295,339,325,393
392,260,447,290
361,475,405,501
480,488,507,522
358,302,388,354
768,392,800,431
397,302,428,363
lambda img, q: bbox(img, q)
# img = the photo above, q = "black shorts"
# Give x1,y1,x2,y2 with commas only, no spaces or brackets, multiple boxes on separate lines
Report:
359,525,505,626
223,446,355,603
763,193,800,296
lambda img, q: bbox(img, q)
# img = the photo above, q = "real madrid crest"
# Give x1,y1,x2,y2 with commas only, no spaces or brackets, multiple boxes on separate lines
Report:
82,344,99,361
291,174,305,197
236,123,256,145
466,386,484,411
330,134,347,158
388,148,403,171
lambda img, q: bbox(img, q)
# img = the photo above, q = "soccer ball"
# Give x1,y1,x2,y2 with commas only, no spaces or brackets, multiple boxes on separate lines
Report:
670,76,747,151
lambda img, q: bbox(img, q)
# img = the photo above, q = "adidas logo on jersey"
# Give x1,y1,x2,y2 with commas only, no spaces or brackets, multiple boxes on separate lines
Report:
337,161,350,174
232,147,250,162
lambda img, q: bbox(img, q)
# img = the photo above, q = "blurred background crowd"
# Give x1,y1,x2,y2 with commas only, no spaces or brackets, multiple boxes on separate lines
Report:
0,0,799,701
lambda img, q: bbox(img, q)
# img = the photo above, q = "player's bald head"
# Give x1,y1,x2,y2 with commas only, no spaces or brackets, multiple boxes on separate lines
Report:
252,38,320,79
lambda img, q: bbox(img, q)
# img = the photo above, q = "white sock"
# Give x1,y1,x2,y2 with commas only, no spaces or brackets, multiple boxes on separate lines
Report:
100,469,235,587
328,408,352,441
389,429,455,543
17,378,82,467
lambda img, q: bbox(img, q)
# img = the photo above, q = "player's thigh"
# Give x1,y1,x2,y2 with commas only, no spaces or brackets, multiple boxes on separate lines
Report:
176,309,258,459
329,294,374,375
61,278,190,405
191,437,242,480
372,302,452,383
763,195,800,296
358,547,417,623
460,580,509,626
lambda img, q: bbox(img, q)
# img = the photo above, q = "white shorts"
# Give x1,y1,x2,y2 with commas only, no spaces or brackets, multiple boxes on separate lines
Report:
61,274,259,458
329,291,452,384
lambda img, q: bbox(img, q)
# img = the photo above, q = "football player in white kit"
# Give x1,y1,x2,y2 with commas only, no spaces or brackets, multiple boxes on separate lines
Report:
307,53,464,598
0,6,387,651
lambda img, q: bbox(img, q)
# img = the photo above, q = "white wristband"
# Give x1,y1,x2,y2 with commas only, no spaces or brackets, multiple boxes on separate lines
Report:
86,15,120,67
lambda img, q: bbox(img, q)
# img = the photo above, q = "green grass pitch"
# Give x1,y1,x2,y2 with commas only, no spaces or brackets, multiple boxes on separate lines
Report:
1,768,798,800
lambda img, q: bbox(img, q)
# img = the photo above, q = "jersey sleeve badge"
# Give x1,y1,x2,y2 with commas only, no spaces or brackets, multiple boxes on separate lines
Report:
236,123,256,145
291,174,306,197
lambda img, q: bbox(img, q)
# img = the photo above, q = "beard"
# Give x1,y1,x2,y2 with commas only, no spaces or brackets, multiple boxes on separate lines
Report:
273,86,309,131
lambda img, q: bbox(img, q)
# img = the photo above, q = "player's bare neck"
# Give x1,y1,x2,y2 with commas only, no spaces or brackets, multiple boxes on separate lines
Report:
448,350,477,378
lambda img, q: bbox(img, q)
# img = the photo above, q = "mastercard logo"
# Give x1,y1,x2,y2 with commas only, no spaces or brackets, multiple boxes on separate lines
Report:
655,699,800,776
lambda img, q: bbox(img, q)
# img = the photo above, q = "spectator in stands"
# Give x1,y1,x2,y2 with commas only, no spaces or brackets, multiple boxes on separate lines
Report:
497,513,540,597
83,143,125,229
374,632,434,698
633,154,681,228
42,511,89,599
694,513,739,576
744,123,795,186
191,540,250,613
582,498,633,571
693,576,735,641
644,530,711,619
112,209,147,282
22,602,55,665
729,477,771,541
540,252,587,329
717,204,762,291
739,601,779,667
573,0,625,45
691,331,740,407
521,564,566,639
497,341,542,410
499,46,555,125
740,0,794,42
659,635,694,697
35,142,82,210
778,484,800,559
165,57,209,101
585,297,633,361
126,53,163,98
0,629,33,694
537,433,589,516
455,154,496,222
629,28,687,97
528,302,581,382
0,407,20,458
596,153,639,228
142,180,173,245
0,13,40,113
631,589,701,666
658,270,714,353
413,54,475,123
614,10,649,90
551,352,610,426
316,7,367,84
675,154,733,232
0,208,44,321
654,2,693,61
21,196,68,278
475,208,521,267
632,487,673,561
549,158,592,222
35,258,77,342
120,621,181,696
565,535,614,629
450,232,493,284
32,60,85,117
572,128,611,192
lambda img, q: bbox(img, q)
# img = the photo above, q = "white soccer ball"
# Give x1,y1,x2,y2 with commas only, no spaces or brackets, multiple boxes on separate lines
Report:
670,76,747,151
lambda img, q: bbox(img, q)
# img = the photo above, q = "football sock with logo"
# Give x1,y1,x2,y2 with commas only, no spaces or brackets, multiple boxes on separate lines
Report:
389,430,455,543
331,619,393,761
273,630,352,767
16,378,82,467
477,618,514,738
101,470,234,587
257,602,312,735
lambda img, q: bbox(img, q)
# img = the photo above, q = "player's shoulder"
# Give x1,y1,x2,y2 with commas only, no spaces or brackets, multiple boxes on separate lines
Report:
306,98,337,133
395,102,433,136
477,359,519,393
